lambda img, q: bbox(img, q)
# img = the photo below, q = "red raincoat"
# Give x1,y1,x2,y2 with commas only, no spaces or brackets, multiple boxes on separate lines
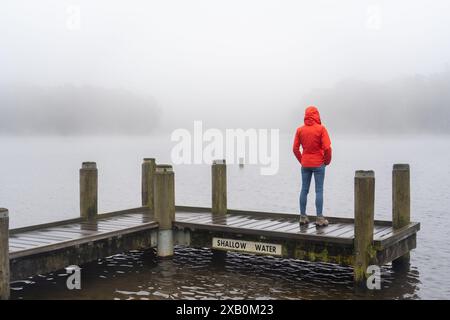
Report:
293,106,332,167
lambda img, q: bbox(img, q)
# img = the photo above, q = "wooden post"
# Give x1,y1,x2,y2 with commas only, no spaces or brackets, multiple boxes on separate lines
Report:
212,159,227,215
0,208,10,300
141,158,156,209
80,162,98,220
353,170,375,286
392,164,411,268
154,164,175,257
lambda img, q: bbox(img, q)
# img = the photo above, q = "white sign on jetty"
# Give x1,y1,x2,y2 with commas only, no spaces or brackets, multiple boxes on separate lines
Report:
212,237,282,256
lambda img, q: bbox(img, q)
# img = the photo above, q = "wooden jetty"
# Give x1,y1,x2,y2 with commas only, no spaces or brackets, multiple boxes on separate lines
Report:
0,160,420,299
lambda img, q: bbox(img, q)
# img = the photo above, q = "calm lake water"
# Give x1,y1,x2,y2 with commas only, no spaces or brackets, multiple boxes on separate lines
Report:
1,134,449,299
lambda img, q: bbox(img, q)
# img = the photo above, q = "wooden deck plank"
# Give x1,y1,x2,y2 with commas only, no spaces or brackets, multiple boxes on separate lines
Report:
178,205,393,226
374,225,391,235
10,235,61,245
202,215,250,227
9,242,31,249
78,222,126,230
227,216,272,229
224,217,263,228
26,231,74,240
10,221,159,258
28,230,90,239
175,214,214,223
206,215,255,226
108,216,153,224
174,220,354,245
324,225,355,238
95,219,141,226
321,224,355,237
262,221,298,232
10,236,55,245
178,215,214,224
49,227,103,235
237,218,285,230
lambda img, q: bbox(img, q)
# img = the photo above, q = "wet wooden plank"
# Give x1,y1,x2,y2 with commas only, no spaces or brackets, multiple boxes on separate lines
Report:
10,222,159,259
227,216,269,228
9,244,29,250
225,217,262,228
9,239,42,248
29,230,90,239
327,225,355,238
334,228,355,238
374,223,420,247
174,220,354,245
208,215,250,226
179,215,214,224
12,233,68,242
10,236,55,245
175,213,213,223
9,242,32,249
97,218,142,226
375,227,395,239
11,235,61,245
9,237,53,246
374,226,391,235
242,219,287,230
262,220,297,232
108,216,152,224
49,227,103,235
323,224,355,238
79,223,122,231
26,231,74,240
177,206,393,226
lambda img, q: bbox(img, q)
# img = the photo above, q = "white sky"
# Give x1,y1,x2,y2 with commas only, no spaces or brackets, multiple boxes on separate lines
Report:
1,0,450,128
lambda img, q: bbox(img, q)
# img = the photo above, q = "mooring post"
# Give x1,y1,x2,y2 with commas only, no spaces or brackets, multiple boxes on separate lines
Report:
212,159,227,215
141,158,156,209
80,162,98,220
354,170,375,286
154,164,175,257
0,208,10,300
392,164,411,268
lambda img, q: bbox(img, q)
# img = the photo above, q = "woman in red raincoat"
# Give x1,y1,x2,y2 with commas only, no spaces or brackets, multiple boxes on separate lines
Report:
292,106,332,227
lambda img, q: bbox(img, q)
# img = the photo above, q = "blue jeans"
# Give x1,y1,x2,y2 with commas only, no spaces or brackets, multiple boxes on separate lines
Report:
299,165,325,216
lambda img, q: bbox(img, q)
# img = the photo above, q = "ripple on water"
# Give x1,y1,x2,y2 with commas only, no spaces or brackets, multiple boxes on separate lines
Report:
9,246,425,300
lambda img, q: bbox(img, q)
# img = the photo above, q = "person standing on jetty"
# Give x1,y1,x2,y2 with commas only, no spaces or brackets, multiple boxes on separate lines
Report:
292,106,332,227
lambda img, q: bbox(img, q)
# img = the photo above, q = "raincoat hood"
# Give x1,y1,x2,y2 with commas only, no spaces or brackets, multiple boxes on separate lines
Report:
304,106,321,126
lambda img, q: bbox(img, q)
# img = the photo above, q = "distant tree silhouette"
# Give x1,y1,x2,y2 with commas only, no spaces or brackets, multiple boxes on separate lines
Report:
0,85,161,135
292,71,450,134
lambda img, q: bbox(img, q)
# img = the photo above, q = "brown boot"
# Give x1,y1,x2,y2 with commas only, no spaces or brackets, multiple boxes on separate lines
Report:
299,215,310,225
315,216,329,227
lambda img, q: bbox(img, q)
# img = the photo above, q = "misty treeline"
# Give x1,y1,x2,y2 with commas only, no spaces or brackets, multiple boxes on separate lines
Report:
293,71,450,134
0,85,160,135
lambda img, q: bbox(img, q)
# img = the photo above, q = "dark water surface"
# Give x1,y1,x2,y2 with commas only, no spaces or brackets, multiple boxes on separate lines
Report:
10,247,421,300
2,135,450,299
